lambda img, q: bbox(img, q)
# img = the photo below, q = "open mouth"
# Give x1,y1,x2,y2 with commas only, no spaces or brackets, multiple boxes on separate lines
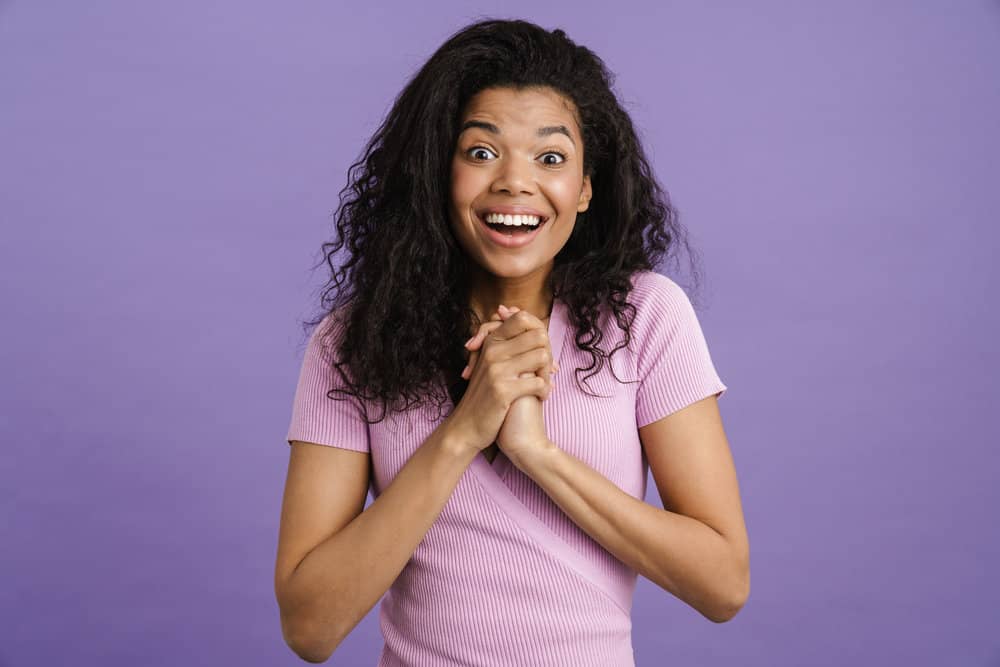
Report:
484,220,547,236
475,212,550,248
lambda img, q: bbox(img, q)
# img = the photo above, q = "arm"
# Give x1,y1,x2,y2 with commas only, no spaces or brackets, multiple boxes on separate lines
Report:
511,394,749,623
275,422,477,663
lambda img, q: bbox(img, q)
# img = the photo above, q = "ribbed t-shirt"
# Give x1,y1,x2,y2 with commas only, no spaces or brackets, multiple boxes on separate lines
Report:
285,270,728,666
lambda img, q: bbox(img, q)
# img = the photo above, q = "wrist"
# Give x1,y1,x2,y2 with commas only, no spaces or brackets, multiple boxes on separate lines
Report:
509,439,559,475
438,420,483,465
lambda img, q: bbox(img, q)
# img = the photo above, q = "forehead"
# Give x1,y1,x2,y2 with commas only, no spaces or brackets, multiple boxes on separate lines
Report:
459,87,581,139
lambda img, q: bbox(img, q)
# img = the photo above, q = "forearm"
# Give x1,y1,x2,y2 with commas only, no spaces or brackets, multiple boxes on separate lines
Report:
281,422,478,659
512,443,747,623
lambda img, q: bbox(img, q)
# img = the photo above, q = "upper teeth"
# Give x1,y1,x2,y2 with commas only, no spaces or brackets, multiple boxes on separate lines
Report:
484,213,542,227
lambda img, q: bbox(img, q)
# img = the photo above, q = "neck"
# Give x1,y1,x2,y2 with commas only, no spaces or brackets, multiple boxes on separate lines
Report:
466,267,554,324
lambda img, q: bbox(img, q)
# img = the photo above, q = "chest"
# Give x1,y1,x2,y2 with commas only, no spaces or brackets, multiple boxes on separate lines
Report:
366,358,646,500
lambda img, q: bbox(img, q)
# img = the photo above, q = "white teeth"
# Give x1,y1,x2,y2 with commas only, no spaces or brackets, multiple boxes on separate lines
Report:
483,212,542,227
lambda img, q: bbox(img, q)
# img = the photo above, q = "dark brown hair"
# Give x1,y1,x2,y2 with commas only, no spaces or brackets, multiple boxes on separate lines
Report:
302,17,703,422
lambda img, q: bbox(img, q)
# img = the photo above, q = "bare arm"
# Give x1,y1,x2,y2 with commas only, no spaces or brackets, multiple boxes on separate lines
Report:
510,395,749,623
275,420,477,663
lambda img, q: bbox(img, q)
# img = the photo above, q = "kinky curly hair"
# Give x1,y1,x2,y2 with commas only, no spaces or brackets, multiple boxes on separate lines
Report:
302,17,705,423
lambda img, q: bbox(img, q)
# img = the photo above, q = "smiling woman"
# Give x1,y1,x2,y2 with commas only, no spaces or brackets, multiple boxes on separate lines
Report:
450,86,591,267
276,17,746,667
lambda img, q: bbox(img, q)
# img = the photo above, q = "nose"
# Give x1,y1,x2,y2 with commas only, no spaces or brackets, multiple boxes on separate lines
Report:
490,155,536,195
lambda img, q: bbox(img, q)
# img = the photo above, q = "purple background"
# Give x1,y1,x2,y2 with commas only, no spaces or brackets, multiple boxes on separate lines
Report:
2,2,998,665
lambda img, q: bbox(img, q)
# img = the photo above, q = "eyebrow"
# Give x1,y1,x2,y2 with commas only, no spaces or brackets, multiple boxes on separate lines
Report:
458,120,576,147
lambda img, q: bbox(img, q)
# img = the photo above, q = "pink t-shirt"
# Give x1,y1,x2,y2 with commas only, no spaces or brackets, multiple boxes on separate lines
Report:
286,270,727,666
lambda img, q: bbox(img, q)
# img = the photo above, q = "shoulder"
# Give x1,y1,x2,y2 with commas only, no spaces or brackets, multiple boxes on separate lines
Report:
628,269,684,298
626,270,692,326
300,307,356,372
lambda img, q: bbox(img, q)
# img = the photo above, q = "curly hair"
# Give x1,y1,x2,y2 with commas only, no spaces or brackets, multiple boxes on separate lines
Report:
301,17,705,423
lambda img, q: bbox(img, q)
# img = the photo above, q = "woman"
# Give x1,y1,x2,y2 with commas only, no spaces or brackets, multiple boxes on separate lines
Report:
275,18,749,666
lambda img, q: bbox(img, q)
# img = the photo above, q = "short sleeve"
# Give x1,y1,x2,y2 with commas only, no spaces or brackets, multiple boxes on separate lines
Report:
632,272,728,429
285,316,371,452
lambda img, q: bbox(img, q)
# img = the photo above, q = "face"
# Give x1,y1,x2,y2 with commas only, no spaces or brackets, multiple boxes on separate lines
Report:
449,86,592,282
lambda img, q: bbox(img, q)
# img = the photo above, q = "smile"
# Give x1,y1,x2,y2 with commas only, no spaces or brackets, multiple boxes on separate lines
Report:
475,212,550,248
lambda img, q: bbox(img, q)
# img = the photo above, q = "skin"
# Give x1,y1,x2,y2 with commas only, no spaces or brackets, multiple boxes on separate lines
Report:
273,89,746,664
451,92,749,622
448,85,592,330
462,310,750,622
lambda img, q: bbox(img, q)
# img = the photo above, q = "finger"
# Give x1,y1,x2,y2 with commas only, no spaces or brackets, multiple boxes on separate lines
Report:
501,307,554,377
461,307,517,379
501,306,558,373
500,316,556,380
494,304,559,381
464,304,528,350
473,306,511,343
461,318,506,379
465,315,504,351
489,307,545,342
465,319,505,351
462,306,559,380
507,306,560,380
462,344,557,382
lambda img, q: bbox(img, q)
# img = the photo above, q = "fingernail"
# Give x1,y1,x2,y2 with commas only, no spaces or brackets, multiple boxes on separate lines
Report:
498,304,509,314
461,365,469,379
463,336,475,349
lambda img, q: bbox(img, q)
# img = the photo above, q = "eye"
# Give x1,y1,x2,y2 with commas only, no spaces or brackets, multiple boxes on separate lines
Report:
467,146,497,161
540,151,567,166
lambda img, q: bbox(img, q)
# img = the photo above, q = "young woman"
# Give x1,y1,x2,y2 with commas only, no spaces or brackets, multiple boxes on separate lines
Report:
275,18,749,666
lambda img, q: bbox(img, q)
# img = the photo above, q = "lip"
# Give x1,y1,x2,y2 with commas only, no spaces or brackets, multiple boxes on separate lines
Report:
475,210,550,249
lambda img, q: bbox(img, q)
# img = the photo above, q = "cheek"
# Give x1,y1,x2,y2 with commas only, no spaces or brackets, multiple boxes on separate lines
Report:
547,176,584,210
450,163,479,205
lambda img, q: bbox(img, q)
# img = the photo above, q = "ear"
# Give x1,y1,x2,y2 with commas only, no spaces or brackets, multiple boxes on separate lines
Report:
577,174,592,213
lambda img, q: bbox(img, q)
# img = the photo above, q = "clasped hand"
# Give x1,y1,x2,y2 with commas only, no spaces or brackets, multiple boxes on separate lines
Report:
459,305,559,467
